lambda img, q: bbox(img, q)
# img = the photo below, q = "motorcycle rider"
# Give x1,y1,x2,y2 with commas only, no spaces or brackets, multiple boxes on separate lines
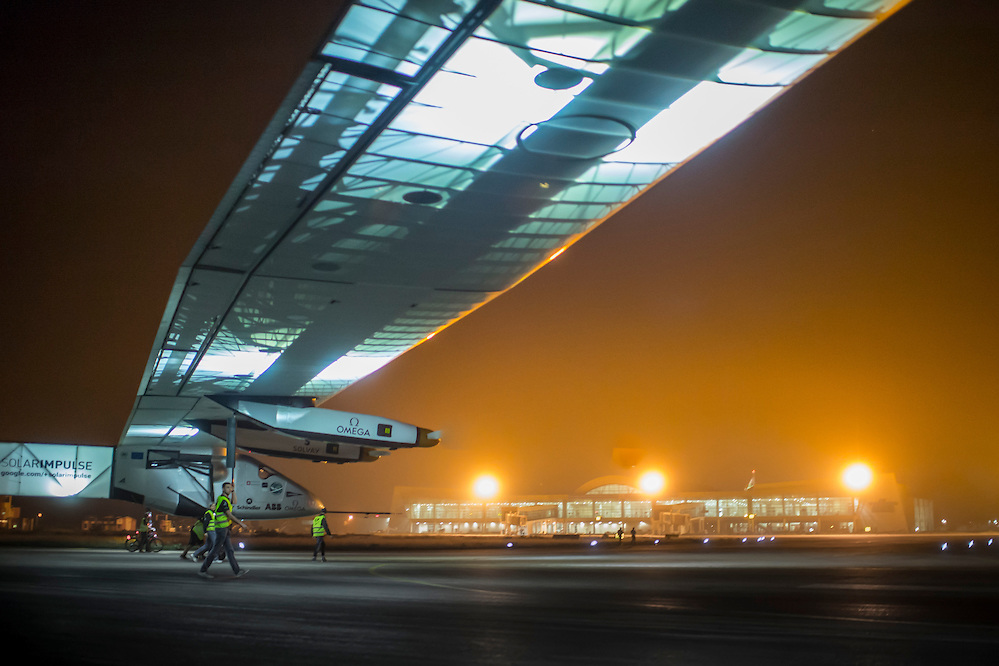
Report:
136,510,154,552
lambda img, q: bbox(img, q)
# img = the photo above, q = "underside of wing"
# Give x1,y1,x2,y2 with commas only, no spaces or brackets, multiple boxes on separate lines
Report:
121,0,910,455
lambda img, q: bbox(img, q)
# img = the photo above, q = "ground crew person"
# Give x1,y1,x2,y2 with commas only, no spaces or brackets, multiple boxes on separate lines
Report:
312,508,332,562
182,507,212,560
191,507,216,561
198,482,249,578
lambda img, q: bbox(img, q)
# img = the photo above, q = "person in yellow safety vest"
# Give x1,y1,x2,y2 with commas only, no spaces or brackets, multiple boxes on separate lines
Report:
190,507,216,561
312,508,333,562
198,482,249,579
182,507,214,561
136,510,153,552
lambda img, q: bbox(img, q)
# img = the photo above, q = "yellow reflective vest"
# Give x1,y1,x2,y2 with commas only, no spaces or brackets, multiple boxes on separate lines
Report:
312,514,328,537
210,495,232,530
193,509,212,538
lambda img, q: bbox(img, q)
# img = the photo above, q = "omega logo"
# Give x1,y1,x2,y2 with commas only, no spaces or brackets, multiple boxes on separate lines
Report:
337,416,370,437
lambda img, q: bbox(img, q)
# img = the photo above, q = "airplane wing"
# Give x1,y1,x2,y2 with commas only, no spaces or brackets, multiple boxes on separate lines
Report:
121,0,910,457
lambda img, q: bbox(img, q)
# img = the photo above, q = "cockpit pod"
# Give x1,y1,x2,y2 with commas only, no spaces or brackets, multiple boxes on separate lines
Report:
111,442,322,518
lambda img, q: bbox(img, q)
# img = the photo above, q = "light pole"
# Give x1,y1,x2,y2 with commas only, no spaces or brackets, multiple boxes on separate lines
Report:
472,474,499,535
638,470,666,534
842,463,873,533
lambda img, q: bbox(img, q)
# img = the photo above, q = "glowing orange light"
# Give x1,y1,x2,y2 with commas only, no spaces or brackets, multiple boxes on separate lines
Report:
842,463,873,491
548,247,567,261
638,471,666,495
473,474,500,499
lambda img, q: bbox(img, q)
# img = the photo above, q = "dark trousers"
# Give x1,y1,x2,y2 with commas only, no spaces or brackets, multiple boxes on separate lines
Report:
313,536,326,558
201,527,240,574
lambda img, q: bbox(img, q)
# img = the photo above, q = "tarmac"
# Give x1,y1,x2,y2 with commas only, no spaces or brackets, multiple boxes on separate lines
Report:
0,529,995,553
2,533,998,664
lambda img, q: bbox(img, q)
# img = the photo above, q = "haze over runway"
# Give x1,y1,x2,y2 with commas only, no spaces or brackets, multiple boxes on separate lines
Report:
2,1,997,522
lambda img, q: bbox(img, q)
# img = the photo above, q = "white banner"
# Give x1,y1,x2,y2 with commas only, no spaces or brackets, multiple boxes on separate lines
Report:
0,442,112,498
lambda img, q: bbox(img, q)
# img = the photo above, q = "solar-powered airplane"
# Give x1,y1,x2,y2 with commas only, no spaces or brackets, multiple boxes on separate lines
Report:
2,0,911,520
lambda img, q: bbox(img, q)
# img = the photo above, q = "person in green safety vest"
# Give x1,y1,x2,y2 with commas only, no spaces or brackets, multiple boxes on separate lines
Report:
190,507,216,561
181,506,213,560
198,482,249,579
312,507,333,562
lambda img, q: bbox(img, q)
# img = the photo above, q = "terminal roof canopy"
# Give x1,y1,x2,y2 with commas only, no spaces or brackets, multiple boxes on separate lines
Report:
123,0,910,447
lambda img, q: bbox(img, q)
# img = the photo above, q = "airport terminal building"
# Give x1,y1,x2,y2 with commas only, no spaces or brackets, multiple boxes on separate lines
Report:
390,473,933,536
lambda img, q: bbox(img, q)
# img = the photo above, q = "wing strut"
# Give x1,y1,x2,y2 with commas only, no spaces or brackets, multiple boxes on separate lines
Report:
226,415,237,485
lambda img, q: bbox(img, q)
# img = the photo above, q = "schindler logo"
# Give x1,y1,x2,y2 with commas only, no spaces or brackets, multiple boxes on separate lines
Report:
377,424,392,437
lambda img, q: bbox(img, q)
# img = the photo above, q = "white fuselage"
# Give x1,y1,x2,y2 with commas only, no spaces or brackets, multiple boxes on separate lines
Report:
112,442,323,517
